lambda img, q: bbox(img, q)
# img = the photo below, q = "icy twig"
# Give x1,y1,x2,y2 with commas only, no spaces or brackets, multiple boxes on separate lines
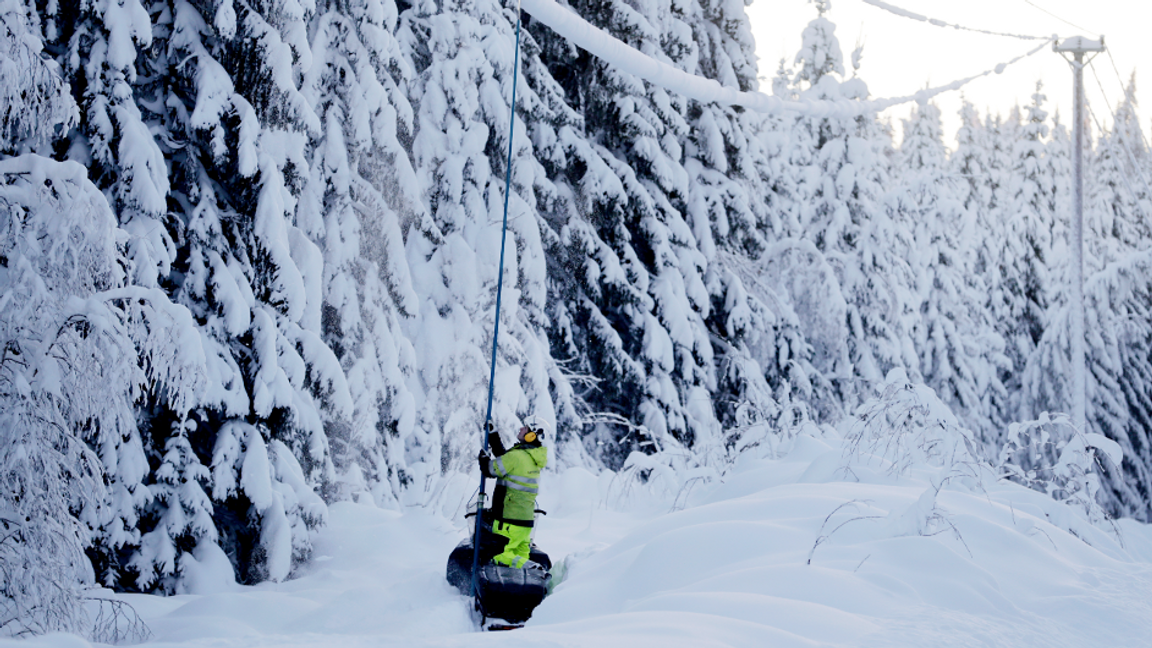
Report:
87,596,152,645
807,500,883,565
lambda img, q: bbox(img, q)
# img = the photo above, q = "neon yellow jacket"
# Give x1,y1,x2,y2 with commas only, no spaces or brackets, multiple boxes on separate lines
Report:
491,443,548,523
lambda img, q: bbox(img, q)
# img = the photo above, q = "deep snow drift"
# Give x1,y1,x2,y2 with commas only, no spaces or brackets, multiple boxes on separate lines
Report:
7,424,1152,648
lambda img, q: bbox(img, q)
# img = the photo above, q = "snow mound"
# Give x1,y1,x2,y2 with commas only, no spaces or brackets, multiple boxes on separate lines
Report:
530,432,1152,646
5,422,1152,647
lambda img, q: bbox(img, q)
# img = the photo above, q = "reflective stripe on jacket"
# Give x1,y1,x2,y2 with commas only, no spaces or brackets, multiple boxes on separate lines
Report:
492,444,548,523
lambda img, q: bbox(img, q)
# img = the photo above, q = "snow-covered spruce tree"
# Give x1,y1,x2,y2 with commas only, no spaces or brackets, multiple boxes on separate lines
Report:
1084,78,1149,273
680,2,844,452
1022,83,1152,520
787,2,917,406
47,0,173,290
398,0,559,486
682,0,770,259
953,101,1024,435
526,8,662,466
502,8,633,467
0,0,203,630
898,101,1006,447
954,101,996,276
1022,248,1152,521
530,0,742,469
990,87,1053,404
965,107,1019,314
970,107,1019,289
129,0,333,588
520,8,648,468
755,57,811,243
1043,111,1072,296
301,0,424,503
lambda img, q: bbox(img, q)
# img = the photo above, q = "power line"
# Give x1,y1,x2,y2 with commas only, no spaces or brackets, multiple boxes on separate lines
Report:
521,0,1054,117
858,0,1051,41
1021,0,1098,36
868,38,1055,111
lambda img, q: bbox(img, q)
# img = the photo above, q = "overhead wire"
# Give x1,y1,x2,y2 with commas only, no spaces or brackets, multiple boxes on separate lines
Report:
1021,0,1098,36
856,0,1149,257
522,0,1054,118
858,0,1052,41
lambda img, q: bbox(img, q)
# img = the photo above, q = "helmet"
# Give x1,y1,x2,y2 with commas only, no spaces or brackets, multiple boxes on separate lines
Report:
521,414,552,444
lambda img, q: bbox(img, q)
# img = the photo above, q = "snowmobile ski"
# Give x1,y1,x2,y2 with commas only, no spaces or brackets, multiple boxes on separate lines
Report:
482,618,525,632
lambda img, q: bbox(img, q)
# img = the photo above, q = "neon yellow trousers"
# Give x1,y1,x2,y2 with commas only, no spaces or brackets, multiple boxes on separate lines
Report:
492,520,532,567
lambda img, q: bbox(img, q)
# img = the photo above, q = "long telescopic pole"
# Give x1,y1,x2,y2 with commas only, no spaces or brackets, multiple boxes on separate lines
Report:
471,2,522,609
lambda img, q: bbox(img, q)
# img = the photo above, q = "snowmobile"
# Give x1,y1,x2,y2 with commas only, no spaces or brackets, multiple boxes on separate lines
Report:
446,508,551,630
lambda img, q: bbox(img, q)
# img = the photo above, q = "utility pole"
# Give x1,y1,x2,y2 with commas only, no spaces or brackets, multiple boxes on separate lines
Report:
1054,35,1105,433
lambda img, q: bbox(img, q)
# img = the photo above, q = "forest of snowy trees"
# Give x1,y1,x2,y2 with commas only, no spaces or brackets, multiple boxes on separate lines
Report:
3,0,1152,635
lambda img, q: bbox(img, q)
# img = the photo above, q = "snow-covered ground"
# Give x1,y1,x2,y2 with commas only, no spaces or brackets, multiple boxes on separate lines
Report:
9,429,1152,648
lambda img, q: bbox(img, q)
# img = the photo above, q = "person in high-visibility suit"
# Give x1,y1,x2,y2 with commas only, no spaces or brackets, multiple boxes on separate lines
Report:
478,415,550,569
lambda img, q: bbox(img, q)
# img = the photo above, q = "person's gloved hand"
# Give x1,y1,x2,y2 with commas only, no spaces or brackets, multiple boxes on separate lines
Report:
477,450,492,477
486,430,505,456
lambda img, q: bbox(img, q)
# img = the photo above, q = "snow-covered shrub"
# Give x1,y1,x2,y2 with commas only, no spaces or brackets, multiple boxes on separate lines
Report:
807,488,970,566
0,371,101,637
816,373,988,562
999,413,1122,526
0,4,207,606
608,450,717,512
609,390,826,511
842,369,983,483
0,155,183,635
0,8,112,631
0,0,75,153
821,371,985,561
725,397,826,463
838,372,1121,546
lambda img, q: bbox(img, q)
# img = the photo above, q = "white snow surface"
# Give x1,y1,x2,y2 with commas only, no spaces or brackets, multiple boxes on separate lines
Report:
11,432,1152,647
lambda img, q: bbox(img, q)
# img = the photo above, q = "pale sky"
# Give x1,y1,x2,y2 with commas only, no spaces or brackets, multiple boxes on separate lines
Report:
746,0,1152,147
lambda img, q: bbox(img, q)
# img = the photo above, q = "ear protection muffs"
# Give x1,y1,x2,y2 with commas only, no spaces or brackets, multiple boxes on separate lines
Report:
521,415,549,443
